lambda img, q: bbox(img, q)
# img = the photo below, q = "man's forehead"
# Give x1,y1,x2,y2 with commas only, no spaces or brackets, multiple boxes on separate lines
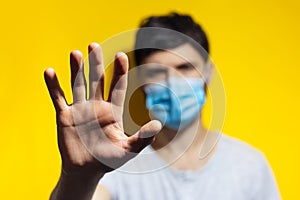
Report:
142,43,205,67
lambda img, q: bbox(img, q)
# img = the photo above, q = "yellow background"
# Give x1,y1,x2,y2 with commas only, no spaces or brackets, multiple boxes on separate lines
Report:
0,0,299,199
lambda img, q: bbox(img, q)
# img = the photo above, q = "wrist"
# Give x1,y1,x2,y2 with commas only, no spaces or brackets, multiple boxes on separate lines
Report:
51,168,105,200
61,167,105,182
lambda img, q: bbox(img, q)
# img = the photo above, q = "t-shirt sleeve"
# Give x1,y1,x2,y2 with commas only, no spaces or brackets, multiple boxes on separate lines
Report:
99,171,120,200
251,153,281,200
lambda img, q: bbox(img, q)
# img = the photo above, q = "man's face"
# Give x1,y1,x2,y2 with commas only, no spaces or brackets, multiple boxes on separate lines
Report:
138,43,210,85
136,43,211,131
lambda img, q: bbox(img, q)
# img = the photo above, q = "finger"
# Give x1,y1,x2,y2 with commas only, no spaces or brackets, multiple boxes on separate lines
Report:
88,42,104,100
70,50,86,103
107,52,128,106
128,120,162,153
44,68,68,111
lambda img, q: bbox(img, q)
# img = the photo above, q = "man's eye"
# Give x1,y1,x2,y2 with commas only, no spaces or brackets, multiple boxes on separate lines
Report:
176,63,194,71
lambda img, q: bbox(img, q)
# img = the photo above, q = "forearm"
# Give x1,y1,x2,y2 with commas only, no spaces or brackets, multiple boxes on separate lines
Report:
50,169,104,200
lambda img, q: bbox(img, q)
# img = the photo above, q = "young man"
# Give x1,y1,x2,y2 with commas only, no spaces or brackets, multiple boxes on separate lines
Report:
45,13,280,200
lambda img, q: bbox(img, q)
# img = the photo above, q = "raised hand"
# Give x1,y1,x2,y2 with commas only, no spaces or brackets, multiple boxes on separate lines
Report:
44,43,162,176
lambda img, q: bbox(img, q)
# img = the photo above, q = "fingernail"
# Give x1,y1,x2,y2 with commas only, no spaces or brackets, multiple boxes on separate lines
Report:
115,52,126,58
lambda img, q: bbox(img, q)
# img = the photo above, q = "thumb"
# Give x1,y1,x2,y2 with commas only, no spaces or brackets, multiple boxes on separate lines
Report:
127,120,162,153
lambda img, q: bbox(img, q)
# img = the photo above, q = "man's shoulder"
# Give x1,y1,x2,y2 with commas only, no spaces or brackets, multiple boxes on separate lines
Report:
217,134,267,169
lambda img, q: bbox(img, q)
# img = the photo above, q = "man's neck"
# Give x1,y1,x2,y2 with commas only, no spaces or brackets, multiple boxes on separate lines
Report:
150,118,216,171
151,118,206,152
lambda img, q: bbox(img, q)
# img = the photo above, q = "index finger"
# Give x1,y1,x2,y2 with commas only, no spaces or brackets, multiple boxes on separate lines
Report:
44,68,68,112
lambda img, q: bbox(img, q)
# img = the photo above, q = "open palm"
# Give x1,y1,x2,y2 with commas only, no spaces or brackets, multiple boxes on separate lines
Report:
44,43,161,175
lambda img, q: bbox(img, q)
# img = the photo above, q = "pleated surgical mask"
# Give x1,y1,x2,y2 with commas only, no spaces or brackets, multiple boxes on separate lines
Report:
144,77,206,130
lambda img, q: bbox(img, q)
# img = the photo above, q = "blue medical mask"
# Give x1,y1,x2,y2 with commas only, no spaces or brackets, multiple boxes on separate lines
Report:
144,77,206,130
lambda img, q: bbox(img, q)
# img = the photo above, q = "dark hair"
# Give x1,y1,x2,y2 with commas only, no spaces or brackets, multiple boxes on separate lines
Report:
134,12,209,65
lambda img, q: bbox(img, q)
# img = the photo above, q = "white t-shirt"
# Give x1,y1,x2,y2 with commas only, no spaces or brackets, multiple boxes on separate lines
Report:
99,134,281,200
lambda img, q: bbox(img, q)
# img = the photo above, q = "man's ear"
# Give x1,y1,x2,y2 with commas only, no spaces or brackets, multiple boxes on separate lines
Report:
204,62,214,85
